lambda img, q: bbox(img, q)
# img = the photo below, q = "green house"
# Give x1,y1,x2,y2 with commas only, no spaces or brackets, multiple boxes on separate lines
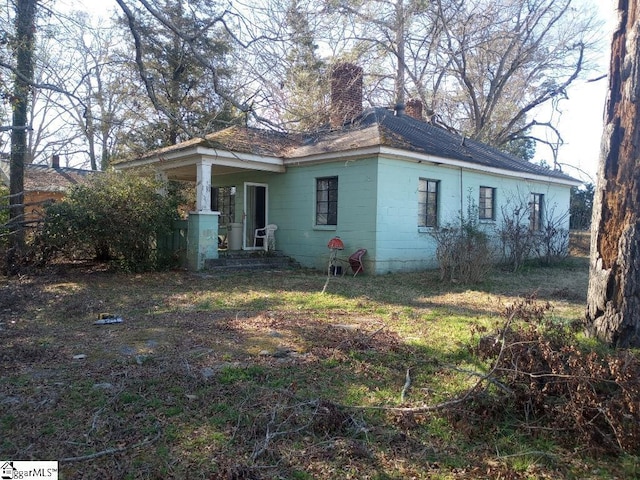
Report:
115,64,580,274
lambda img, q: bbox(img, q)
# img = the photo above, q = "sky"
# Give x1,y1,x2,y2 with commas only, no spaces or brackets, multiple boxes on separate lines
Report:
74,0,615,185
533,3,617,185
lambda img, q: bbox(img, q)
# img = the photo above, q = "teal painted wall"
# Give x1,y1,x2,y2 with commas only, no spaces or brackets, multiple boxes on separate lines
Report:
373,157,572,273
212,156,572,274
213,157,378,272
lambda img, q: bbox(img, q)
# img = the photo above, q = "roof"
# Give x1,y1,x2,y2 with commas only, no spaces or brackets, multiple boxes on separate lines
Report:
138,125,299,159
122,106,579,185
290,107,578,183
0,160,96,192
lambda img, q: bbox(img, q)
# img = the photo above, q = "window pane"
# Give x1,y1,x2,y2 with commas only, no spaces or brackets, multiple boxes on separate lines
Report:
479,186,494,220
529,193,543,231
316,176,338,226
418,178,438,227
212,186,236,223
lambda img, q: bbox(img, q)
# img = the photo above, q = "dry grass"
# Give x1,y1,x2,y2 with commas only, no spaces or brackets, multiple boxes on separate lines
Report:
1,257,637,479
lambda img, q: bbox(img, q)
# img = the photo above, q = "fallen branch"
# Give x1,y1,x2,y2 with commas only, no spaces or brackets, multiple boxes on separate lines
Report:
447,365,513,395
349,310,517,414
59,427,162,463
365,324,387,341
251,400,319,462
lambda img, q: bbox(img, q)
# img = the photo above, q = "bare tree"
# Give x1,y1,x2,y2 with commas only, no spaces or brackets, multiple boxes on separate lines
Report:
432,0,601,159
586,3,640,348
66,13,134,170
317,0,602,161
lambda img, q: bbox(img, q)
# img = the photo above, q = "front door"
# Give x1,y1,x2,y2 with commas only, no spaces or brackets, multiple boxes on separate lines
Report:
244,183,268,249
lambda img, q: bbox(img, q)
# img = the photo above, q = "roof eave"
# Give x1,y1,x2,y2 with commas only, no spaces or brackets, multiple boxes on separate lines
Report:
115,145,285,173
378,147,582,187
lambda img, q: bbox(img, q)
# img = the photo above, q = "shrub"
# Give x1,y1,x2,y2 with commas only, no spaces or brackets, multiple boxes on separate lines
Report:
37,171,182,271
497,202,536,272
498,197,569,271
431,199,494,284
534,204,569,265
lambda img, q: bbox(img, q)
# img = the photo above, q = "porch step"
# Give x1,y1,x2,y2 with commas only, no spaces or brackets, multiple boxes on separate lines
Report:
204,250,300,271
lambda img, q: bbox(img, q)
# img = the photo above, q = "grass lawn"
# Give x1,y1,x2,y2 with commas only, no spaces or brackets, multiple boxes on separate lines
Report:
1,256,638,479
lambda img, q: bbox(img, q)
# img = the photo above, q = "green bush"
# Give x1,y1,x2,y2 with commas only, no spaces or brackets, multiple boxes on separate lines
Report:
38,171,183,271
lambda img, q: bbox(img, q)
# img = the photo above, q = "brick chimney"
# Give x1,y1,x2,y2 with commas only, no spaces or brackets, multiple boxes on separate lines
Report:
50,154,60,169
406,99,423,120
330,63,363,129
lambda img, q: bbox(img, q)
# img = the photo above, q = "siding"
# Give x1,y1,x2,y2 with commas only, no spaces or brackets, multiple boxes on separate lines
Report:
212,155,572,274
213,157,378,272
373,156,572,273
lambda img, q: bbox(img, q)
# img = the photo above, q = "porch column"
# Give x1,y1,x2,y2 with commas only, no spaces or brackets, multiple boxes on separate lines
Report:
155,169,169,196
195,160,213,212
187,160,219,270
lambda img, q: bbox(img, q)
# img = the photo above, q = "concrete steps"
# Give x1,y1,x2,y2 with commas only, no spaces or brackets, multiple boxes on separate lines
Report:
204,250,300,271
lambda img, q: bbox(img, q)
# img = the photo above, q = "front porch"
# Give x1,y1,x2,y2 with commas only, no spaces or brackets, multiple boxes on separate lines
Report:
116,137,286,271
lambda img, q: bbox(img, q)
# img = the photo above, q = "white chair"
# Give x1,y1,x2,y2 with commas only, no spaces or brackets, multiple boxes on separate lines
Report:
253,224,278,251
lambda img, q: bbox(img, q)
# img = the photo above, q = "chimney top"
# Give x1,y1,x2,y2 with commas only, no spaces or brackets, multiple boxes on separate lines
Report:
405,99,424,120
330,63,363,130
50,154,60,169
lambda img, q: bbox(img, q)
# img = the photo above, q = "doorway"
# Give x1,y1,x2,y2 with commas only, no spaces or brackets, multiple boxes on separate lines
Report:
244,183,268,249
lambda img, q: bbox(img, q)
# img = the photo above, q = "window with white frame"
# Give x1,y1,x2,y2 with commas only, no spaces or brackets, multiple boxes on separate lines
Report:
316,176,338,226
418,178,439,227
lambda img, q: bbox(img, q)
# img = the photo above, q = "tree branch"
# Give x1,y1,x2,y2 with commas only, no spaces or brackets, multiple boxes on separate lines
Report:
59,427,162,463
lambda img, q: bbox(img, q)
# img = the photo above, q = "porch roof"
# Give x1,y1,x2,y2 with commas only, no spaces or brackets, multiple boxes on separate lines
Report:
114,127,289,180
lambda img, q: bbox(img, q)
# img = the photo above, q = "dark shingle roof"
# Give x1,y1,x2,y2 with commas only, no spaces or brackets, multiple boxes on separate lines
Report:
126,106,578,184
354,107,577,182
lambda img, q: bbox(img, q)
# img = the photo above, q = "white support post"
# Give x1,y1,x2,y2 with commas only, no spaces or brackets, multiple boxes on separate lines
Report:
195,160,213,212
155,170,169,196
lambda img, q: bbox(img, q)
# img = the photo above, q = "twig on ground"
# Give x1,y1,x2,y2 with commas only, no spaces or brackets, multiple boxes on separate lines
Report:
60,426,162,463
365,324,387,341
497,450,558,459
400,368,411,402
321,269,331,294
87,387,125,438
251,400,319,462
349,310,517,414
447,365,513,395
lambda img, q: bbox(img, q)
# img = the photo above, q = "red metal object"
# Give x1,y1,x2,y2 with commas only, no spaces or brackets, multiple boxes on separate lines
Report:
327,236,344,250
348,248,367,276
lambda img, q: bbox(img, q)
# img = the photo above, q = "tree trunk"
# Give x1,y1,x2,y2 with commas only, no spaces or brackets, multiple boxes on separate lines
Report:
586,2,640,348
394,0,405,109
7,0,37,274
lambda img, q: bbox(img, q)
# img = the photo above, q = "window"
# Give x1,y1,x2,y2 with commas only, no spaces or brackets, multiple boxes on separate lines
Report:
479,186,495,220
211,186,236,224
530,193,543,231
316,177,338,226
418,178,439,227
